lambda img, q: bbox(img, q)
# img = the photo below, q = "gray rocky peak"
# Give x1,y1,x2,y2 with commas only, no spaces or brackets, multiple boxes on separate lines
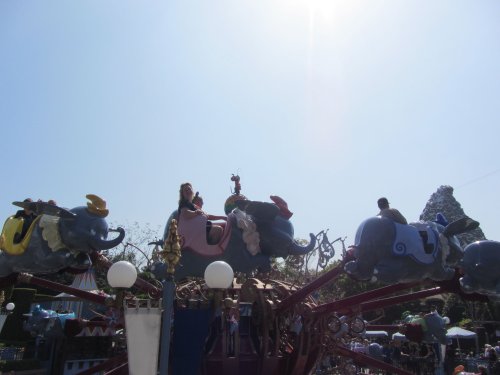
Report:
420,185,486,246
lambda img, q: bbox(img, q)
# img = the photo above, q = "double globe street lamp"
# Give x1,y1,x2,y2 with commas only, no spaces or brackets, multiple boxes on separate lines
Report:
107,221,234,375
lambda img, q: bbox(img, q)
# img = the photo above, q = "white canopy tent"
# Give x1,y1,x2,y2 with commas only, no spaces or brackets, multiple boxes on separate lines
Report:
446,327,477,353
392,332,408,341
364,330,388,338
446,327,477,339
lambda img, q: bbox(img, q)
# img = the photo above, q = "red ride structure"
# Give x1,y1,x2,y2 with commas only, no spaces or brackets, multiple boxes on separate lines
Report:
2,250,488,375
0,185,490,374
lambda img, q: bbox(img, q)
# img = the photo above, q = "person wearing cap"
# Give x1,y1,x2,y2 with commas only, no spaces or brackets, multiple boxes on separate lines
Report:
13,198,37,243
377,197,407,225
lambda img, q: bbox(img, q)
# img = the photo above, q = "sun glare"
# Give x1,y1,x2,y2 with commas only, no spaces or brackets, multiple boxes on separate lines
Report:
268,0,373,156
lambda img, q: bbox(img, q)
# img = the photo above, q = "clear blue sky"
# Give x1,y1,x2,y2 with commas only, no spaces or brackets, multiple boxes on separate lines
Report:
1,1,499,253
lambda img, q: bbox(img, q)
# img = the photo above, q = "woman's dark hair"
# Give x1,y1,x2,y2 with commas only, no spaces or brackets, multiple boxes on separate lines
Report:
178,182,193,206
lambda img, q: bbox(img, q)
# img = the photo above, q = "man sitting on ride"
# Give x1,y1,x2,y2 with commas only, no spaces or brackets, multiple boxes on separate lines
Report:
377,197,407,225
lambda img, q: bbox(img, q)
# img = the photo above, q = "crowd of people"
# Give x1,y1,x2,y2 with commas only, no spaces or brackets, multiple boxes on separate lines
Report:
351,338,439,374
315,337,500,375
447,342,500,375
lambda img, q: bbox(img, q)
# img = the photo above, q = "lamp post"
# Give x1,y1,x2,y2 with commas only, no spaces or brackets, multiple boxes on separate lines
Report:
204,261,234,362
204,261,234,319
0,291,15,333
158,219,181,375
107,260,138,306
204,261,234,289
204,261,234,312
155,224,232,375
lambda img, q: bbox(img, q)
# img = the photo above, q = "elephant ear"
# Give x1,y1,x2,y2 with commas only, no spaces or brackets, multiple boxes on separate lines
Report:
443,217,479,237
12,201,76,219
235,200,279,221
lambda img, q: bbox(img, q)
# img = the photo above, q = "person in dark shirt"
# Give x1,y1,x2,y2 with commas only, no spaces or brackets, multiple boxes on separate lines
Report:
377,197,408,225
390,340,402,366
13,198,37,243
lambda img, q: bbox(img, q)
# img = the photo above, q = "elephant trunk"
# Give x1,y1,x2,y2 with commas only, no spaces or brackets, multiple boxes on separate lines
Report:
89,227,125,250
288,233,316,256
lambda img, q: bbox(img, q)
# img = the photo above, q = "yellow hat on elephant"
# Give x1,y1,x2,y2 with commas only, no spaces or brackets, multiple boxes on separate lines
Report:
86,194,109,217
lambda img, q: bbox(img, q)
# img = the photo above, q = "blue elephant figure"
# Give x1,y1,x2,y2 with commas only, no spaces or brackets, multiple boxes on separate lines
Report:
153,199,316,280
23,305,76,338
0,195,125,277
345,214,479,284
459,240,500,301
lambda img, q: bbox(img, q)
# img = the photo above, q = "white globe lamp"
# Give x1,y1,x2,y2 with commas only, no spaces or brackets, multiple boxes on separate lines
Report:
107,261,138,288
204,261,234,289
5,303,15,311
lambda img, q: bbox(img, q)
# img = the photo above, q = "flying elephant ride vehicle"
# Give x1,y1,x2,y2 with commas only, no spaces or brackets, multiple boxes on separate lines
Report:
0,181,498,375
0,195,125,276
152,178,316,280
344,214,480,283
459,239,500,301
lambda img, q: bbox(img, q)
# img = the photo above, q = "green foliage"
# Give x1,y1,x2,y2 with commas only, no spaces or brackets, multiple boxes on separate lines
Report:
441,294,467,324
107,221,162,269
89,221,162,292
459,318,473,329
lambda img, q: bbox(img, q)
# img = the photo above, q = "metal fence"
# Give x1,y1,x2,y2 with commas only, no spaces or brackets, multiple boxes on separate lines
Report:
0,347,24,361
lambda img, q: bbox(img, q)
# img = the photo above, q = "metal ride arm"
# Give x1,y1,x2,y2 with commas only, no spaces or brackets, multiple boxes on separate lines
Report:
336,346,413,375
312,280,424,316
275,260,347,315
349,287,444,315
366,324,401,331
17,273,109,305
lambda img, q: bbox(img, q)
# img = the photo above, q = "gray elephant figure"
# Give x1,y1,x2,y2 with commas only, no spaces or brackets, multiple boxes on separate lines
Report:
153,199,316,280
0,195,125,277
344,214,479,284
367,342,384,361
459,240,500,301
23,305,76,338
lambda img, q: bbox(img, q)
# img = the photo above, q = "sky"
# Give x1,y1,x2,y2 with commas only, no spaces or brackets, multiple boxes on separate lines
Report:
1,0,499,259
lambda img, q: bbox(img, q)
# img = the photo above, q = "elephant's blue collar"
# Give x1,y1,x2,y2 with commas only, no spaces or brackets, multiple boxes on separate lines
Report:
392,222,440,264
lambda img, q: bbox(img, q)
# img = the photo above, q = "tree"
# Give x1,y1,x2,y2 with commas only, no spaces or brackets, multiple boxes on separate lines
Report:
106,221,162,270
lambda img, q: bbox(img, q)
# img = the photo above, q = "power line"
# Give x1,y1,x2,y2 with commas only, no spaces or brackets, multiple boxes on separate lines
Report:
456,168,500,189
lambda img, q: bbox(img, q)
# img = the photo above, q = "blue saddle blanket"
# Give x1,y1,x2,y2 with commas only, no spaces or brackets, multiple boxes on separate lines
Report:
392,222,439,264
